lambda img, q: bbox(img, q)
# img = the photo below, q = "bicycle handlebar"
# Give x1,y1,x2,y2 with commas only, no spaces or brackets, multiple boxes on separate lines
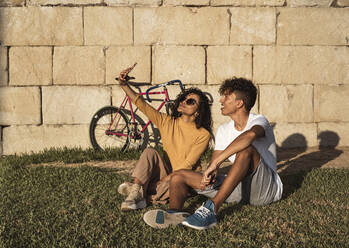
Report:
145,80,184,102
115,76,135,81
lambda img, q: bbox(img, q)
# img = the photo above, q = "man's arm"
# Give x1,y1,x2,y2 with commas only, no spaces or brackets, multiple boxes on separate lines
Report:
201,125,265,186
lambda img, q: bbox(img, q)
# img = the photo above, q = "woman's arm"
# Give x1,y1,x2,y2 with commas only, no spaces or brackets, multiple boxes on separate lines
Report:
118,63,139,102
118,65,166,127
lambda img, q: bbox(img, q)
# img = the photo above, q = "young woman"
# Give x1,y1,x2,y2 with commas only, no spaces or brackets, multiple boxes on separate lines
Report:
117,64,212,211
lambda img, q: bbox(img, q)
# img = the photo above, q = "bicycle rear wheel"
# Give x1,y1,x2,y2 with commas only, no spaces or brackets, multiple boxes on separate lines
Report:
89,106,149,152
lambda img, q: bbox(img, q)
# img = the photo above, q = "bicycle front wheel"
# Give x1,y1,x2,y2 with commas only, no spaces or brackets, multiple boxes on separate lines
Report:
89,106,129,151
89,106,149,152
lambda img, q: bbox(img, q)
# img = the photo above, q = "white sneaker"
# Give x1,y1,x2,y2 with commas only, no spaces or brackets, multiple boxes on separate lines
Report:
117,182,133,196
121,184,146,211
143,209,190,229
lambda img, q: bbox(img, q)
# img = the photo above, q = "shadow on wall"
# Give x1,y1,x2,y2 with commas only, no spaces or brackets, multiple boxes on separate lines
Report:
278,131,343,199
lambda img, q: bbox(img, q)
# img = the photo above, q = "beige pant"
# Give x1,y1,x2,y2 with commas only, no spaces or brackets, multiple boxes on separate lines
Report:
132,148,172,204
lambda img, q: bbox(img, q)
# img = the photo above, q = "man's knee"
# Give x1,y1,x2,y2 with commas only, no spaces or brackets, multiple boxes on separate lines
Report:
236,145,258,160
235,145,260,173
170,171,186,185
236,145,260,159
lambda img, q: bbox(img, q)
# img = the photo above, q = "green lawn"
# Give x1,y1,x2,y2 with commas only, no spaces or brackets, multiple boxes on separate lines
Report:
0,148,348,247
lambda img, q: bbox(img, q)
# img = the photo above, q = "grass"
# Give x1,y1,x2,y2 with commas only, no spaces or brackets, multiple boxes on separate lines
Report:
0,148,348,247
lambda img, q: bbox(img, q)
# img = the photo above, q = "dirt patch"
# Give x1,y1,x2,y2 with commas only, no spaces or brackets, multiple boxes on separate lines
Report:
30,160,138,174
29,147,349,175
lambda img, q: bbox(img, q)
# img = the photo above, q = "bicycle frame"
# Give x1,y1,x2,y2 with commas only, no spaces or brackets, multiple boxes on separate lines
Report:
90,78,215,151
105,87,171,137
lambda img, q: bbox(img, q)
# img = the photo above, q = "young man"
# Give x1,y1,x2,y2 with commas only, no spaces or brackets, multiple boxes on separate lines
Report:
143,77,283,229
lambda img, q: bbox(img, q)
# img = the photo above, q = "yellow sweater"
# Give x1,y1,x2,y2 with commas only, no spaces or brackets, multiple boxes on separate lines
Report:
133,95,210,171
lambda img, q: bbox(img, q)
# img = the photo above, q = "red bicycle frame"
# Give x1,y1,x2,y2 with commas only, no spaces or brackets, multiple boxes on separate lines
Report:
105,87,170,137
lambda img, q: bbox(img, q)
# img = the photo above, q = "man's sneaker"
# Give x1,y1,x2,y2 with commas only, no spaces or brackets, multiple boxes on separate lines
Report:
121,184,146,211
143,209,190,229
182,200,217,230
117,182,133,196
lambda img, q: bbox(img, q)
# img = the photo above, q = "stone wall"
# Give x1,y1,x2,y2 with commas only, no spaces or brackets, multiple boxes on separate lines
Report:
0,0,348,154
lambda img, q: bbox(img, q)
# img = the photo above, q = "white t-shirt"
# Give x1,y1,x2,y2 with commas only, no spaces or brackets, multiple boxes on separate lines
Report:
214,113,283,201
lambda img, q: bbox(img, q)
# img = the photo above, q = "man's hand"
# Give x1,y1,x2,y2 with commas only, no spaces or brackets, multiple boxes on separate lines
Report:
200,163,218,188
118,63,137,83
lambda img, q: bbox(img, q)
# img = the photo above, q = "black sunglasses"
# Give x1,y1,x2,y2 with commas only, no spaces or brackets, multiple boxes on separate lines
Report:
181,98,197,106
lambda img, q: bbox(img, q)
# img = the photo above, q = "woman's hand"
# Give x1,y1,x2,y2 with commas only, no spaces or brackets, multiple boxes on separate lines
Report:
119,63,137,84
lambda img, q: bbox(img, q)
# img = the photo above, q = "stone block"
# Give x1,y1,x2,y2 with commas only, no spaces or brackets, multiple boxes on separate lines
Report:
152,46,205,85
163,0,210,5
0,87,41,125
211,0,284,6
2,124,90,155
318,122,349,147
0,47,8,86
0,0,25,6
0,7,83,46
10,47,52,86
337,0,349,6
253,46,349,85
53,46,104,85
314,85,349,122
42,86,110,124
106,46,151,84
229,8,276,45
27,0,102,5
273,123,317,148
84,7,132,46
207,46,252,84
105,0,161,6
260,85,313,123
134,7,230,45
287,0,332,7
277,8,349,45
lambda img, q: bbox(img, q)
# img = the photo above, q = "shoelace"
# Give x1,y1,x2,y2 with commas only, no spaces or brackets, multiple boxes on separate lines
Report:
194,205,212,219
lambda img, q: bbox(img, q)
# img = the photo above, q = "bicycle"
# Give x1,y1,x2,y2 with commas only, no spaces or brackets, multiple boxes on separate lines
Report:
89,77,187,152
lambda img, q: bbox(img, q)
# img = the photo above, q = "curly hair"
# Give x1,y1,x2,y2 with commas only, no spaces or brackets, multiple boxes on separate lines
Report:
170,87,212,135
219,77,257,112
